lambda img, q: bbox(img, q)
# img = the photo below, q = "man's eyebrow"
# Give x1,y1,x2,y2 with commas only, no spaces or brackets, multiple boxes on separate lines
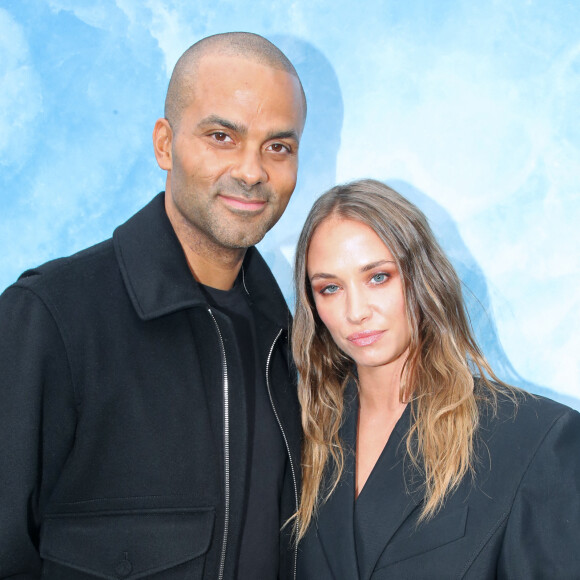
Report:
197,116,299,143
265,129,300,142
197,115,246,135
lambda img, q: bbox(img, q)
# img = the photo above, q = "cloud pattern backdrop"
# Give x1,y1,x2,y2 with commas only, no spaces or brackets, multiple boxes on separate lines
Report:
1,0,578,408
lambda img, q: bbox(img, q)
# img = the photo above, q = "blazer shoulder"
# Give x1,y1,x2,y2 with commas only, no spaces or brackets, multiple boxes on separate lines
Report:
476,387,579,475
491,388,575,428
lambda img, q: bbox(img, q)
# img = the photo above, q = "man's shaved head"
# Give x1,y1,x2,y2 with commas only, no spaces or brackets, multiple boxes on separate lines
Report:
165,32,306,128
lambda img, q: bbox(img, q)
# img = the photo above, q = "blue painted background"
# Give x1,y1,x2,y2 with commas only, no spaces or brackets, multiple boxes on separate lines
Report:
1,0,578,407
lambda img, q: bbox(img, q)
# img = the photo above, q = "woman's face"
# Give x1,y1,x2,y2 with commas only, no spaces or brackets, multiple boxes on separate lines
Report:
307,217,411,374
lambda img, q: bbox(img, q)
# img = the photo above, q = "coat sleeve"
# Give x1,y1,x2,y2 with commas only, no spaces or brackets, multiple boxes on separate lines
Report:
497,406,580,578
0,285,77,578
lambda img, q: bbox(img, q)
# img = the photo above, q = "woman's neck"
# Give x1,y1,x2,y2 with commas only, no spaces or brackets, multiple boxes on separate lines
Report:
356,352,408,412
355,357,409,498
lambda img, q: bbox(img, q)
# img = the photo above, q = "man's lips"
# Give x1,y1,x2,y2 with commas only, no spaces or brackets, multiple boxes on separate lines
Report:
347,330,385,347
218,194,267,212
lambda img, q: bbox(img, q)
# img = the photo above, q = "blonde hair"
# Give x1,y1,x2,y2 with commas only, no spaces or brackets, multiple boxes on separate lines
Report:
293,179,516,541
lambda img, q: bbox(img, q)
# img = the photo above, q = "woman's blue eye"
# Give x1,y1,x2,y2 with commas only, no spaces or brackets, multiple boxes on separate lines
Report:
321,284,339,294
371,273,388,284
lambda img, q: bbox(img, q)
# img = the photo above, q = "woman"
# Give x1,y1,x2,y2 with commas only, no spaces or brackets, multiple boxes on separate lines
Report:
293,179,580,579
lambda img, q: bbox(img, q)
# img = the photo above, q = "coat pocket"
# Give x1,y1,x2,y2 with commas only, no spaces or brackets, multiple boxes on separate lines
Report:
375,505,468,570
40,506,215,579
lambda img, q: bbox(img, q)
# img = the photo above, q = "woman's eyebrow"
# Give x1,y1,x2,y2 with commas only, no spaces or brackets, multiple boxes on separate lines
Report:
309,272,335,282
360,260,395,273
309,260,395,282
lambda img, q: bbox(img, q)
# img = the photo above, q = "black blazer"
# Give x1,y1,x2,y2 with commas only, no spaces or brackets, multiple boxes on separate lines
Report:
297,381,580,579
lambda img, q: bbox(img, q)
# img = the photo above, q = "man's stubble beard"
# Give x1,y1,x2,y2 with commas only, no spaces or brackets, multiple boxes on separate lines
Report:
181,191,283,251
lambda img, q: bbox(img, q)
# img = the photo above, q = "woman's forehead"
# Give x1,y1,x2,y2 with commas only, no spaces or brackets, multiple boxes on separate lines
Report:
307,217,395,273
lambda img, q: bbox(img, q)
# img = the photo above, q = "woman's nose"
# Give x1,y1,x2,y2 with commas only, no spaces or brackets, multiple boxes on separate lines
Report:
345,289,371,324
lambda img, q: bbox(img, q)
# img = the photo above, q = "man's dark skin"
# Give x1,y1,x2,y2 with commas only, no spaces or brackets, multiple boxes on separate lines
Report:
155,36,306,290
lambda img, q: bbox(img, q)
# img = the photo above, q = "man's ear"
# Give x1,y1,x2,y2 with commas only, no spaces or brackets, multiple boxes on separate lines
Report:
153,118,173,171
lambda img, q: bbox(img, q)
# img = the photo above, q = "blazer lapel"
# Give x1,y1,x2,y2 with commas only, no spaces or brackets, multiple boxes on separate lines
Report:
316,381,361,580
354,405,423,580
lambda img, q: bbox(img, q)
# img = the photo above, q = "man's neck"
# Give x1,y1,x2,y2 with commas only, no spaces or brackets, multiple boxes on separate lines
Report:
184,248,245,290
165,199,246,291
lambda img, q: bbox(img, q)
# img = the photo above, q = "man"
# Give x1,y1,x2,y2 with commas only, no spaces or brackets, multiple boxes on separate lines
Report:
0,32,306,579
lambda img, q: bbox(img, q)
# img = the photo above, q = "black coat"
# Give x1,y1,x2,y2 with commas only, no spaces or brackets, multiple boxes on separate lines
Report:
297,380,580,579
0,193,301,579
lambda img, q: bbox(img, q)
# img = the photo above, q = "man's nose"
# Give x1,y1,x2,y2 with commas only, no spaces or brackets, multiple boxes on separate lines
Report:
230,147,267,187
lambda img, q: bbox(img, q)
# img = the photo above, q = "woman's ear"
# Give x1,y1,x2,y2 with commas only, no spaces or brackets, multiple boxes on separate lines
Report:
152,118,173,171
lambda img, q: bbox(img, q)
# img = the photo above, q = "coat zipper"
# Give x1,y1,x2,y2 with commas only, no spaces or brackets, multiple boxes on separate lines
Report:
265,329,299,580
208,308,230,580
209,300,297,579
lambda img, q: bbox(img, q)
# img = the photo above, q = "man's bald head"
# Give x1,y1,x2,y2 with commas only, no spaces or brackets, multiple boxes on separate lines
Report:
164,32,306,128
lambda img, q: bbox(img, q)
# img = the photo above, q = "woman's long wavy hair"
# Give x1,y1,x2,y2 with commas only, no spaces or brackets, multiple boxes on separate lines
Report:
293,179,516,541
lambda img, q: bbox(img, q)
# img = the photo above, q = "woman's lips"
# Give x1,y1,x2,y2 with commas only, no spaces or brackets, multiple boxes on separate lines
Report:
347,330,385,347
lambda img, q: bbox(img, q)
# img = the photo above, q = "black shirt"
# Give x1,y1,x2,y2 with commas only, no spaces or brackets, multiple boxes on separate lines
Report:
201,278,287,579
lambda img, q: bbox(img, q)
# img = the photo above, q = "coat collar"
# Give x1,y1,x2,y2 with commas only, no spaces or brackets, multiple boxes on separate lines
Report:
316,379,423,580
314,379,360,579
113,192,290,329
353,399,422,580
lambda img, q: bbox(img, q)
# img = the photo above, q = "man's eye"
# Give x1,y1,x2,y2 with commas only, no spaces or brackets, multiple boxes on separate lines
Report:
268,143,290,153
212,132,231,143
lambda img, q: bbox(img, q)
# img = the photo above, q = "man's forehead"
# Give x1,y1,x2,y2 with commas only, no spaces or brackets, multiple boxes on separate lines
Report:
186,56,306,126
164,33,306,128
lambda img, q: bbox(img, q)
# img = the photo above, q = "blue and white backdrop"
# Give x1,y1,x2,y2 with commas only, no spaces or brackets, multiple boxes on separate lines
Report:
1,0,579,407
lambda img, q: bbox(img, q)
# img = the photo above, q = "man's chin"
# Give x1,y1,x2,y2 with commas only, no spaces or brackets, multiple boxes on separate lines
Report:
224,232,268,249
217,216,279,249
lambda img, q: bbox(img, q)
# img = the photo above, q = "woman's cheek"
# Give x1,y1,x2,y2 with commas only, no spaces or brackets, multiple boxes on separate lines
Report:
315,303,335,334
